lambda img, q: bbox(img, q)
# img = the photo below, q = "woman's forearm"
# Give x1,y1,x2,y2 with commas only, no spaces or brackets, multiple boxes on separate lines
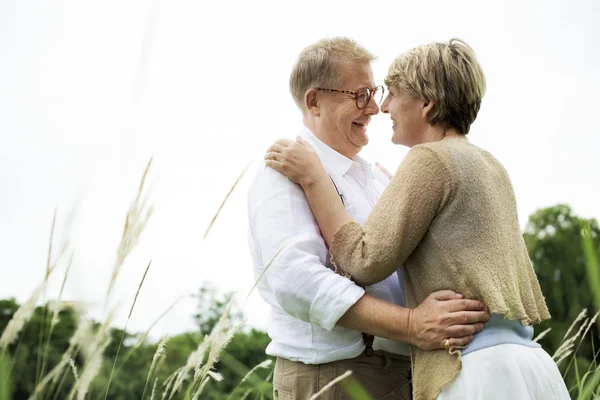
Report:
302,176,354,247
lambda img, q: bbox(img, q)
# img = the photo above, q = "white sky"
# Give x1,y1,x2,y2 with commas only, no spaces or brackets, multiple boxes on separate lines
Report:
1,0,599,340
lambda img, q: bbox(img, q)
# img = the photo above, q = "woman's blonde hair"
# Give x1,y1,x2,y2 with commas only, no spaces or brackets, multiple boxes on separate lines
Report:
385,38,486,134
289,37,376,111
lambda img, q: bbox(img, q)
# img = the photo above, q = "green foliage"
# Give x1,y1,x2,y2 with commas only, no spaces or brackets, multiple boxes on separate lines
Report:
0,352,12,400
0,286,273,400
523,204,600,395
1,204,599,399
0,299,78,399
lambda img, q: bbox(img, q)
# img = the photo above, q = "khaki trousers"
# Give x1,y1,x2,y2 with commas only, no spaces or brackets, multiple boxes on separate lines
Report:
273,350,412,400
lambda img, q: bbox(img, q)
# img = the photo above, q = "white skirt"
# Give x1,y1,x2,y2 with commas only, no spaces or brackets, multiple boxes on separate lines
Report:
437,344,570,400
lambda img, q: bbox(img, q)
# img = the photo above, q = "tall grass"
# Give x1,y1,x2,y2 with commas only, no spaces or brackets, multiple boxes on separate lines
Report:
1,160,599,399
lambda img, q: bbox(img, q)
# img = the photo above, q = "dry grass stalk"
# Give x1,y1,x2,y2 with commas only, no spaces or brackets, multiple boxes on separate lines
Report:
29,318,95,399
161,367,182,400
533,327,551,343
206,371,223,381
561,309,587,343
36,209,59,390
66,311,115,400
150,377,158,400
40,252,76,385
142,336,169,400
105,157,154,305
68,359,79,382
203,161,253,239
245,243,289,300
553,310,590,366
74,335,111,400
104,259,153,400
166,338,210,399
113,293,187,383
560,310,600,379
239,389,252,400
126,293,187,357
190,318,244,399
1,212,62,353
225,359,272,400
1,281,49,351
308,370,353,400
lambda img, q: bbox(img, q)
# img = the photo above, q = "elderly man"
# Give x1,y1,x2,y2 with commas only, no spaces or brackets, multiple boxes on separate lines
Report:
247,37,489,400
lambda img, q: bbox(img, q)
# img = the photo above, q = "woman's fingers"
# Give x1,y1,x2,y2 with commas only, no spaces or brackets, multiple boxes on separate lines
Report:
265,159,284,173
442,335,474,349
266,139,294,153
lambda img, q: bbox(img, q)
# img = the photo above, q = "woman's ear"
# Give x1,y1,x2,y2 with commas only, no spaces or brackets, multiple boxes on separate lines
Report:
305,88,320,116
422,99,435,121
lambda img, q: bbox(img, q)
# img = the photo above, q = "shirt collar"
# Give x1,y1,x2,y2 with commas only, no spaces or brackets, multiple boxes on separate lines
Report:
299,127,374,179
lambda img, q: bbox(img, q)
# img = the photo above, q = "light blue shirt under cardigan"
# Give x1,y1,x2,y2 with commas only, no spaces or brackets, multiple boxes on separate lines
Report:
462,314,541,355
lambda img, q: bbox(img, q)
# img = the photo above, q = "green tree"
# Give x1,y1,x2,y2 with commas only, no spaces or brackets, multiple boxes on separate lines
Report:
0,299,78,399
523,204,600,389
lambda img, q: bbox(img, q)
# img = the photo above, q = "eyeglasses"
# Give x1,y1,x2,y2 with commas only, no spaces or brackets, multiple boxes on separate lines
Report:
315,86,385,109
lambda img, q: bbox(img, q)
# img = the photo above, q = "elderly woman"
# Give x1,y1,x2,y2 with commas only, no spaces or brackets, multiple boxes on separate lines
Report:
265,39,569,400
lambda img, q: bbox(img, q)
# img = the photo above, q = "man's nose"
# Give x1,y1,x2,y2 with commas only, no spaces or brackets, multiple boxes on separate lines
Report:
364,94,380,115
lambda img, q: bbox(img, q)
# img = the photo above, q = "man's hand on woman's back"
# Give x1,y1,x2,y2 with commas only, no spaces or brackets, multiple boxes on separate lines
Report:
408,290,489,351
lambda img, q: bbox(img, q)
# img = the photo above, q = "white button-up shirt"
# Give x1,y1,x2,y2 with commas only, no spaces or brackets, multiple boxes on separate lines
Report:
247,127,409,364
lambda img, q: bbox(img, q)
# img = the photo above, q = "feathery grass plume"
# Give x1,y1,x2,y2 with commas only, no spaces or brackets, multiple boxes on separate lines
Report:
560,309,588,344
203,161,253,239
554,310,591,367
189,318,245,399
191,305,236,378
308,370,353,400
36,209,58,389
66,310,115,400
1,212,61,353
166,337,211,400
104,260,152,399
28,317,94,399
150,377,158,400
68,359,79,383
161,368,181,400
225,359,272,400
562,310,600,379
40,252,75,385
142,336,169,400
207,371,223,381
1,281,49,351
533,327,551,343
191,377,212,400
105,157,154,305
73,335,111,400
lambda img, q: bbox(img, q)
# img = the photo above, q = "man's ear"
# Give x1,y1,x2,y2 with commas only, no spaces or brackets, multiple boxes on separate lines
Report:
304,88,320,116
422,99,435,121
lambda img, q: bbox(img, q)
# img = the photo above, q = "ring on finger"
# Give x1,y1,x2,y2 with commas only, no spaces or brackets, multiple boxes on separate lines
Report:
444,338,450,350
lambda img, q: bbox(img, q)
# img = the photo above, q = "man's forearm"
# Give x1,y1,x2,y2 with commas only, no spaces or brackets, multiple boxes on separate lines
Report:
336,293,412,344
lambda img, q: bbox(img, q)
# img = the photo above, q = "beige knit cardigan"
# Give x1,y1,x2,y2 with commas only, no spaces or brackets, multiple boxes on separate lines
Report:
330,137,550,400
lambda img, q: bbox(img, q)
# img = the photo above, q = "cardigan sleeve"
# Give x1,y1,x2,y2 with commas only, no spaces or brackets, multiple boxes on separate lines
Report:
329,145,455,286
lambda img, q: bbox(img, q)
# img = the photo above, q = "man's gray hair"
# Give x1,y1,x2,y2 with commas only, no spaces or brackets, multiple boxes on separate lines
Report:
289,37,377,111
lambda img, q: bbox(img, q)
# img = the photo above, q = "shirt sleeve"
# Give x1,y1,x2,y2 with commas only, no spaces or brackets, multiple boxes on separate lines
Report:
329,146,455,287
248,163,365,331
